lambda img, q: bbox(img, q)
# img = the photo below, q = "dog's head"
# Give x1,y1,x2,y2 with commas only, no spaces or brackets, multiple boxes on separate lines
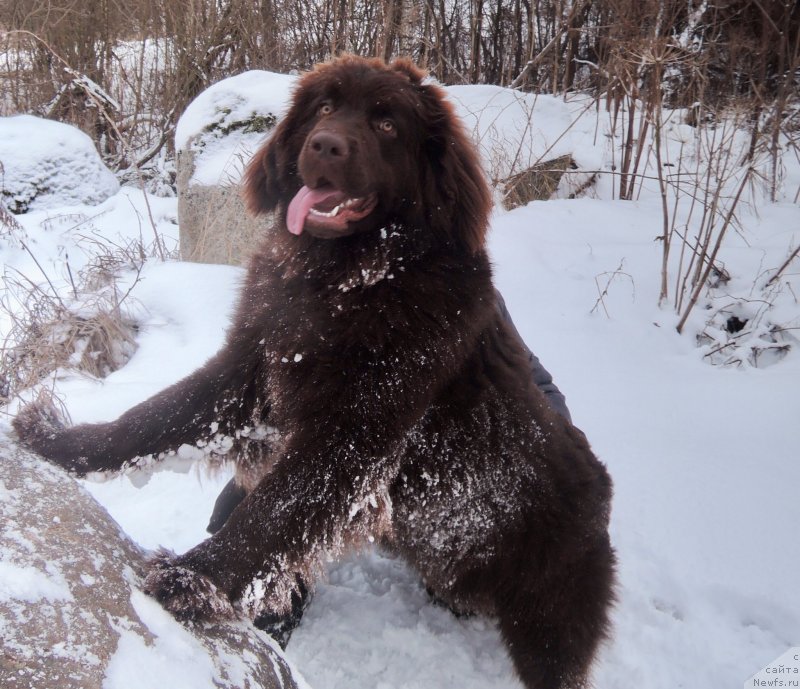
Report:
243,55,491,253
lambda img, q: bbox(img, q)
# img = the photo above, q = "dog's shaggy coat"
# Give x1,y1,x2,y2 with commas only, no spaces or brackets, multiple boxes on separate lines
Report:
14,56,615,689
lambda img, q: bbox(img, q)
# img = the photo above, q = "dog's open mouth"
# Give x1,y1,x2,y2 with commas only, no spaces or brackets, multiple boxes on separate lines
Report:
287,185,378,236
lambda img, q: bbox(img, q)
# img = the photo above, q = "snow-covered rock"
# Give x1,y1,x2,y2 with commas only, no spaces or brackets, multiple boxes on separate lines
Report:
0,441,307,689
0,115,119,214
176,71,295,265
176,70,295,187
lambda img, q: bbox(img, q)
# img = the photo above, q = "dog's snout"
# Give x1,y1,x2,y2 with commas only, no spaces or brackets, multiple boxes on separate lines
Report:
308,131,349,160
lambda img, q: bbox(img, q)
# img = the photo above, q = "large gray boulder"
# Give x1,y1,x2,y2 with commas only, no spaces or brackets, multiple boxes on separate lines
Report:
0,440,306,689
176,146,271,266
175,71,295,266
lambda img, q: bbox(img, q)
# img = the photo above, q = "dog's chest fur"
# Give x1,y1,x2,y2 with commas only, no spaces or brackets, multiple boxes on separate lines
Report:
243,225,493,437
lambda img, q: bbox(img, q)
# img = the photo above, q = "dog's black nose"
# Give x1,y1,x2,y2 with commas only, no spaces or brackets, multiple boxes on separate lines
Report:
308,131,349,160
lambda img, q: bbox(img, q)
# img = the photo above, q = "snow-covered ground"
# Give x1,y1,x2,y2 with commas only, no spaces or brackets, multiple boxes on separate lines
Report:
1,80,799,689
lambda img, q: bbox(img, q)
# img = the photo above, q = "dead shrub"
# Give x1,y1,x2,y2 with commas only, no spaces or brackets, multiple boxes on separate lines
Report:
1,189,27,244
0,236,146,407
501,155,576,210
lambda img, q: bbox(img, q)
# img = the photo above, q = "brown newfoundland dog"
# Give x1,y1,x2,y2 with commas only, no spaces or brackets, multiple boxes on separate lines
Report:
15,56,615,689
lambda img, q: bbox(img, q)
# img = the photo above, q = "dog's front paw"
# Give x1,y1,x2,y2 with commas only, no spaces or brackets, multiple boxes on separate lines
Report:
143,549,236,621
12,399,89,474
253,575,311,648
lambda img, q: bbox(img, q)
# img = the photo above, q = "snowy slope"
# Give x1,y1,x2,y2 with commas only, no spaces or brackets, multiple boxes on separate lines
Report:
2,81,799,689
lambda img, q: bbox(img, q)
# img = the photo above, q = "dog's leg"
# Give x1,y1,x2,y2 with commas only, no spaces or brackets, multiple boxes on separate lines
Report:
496,534,615,689
13,350,258,475
143,436,402,622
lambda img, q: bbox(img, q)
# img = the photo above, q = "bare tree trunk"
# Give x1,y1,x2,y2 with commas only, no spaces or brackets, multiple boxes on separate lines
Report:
381,0,403,62
489,0,504,84
511,30,562,89
563,1,590,91
513,0,523,82
469,0,484,82
418,1,432,67
332,0,347,55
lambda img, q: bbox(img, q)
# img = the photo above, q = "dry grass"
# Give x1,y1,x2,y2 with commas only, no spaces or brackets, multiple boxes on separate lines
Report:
0,287,137,405
1,194,26,243
0,229,149,407
500,155,576,210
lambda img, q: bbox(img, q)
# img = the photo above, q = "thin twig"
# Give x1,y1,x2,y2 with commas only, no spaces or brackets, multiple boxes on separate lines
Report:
18,240,66,307
676,167,753,334
591,259,633,318
766,244,800,287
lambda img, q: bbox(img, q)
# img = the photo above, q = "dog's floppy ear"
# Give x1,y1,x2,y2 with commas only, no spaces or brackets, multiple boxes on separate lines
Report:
390,58,426,85
242,117,294,216
416,80,493,254
243,70,325,215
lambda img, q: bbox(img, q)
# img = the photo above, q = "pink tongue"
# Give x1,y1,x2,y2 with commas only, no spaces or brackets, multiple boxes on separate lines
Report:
286,185,341,235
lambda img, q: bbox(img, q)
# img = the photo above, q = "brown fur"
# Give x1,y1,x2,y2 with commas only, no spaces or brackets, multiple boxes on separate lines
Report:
14,56,615,689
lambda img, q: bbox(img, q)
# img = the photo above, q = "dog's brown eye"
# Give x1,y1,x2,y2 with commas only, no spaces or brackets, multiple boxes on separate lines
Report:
378,119,396,135
318,102,333,116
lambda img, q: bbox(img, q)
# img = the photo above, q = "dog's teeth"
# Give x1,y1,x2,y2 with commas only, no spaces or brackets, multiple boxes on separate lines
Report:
311,206,339,218
310,197,362,218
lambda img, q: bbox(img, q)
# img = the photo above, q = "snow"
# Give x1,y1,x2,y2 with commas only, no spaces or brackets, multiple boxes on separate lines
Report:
2,75,800,689
175,70,296,186
0,560,73,604
447,85,602,181
287,550,520,689
0,115,119,213
59,260,240,426
104,590,224,689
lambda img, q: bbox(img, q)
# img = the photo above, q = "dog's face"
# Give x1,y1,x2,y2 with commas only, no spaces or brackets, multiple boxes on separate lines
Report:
285,60,426,239
244,56,491,252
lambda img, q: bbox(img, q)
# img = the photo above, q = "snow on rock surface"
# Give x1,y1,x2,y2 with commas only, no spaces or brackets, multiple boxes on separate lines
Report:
174,71,293,264
0,115,119,213
0,440,308,689
175,70,296,186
